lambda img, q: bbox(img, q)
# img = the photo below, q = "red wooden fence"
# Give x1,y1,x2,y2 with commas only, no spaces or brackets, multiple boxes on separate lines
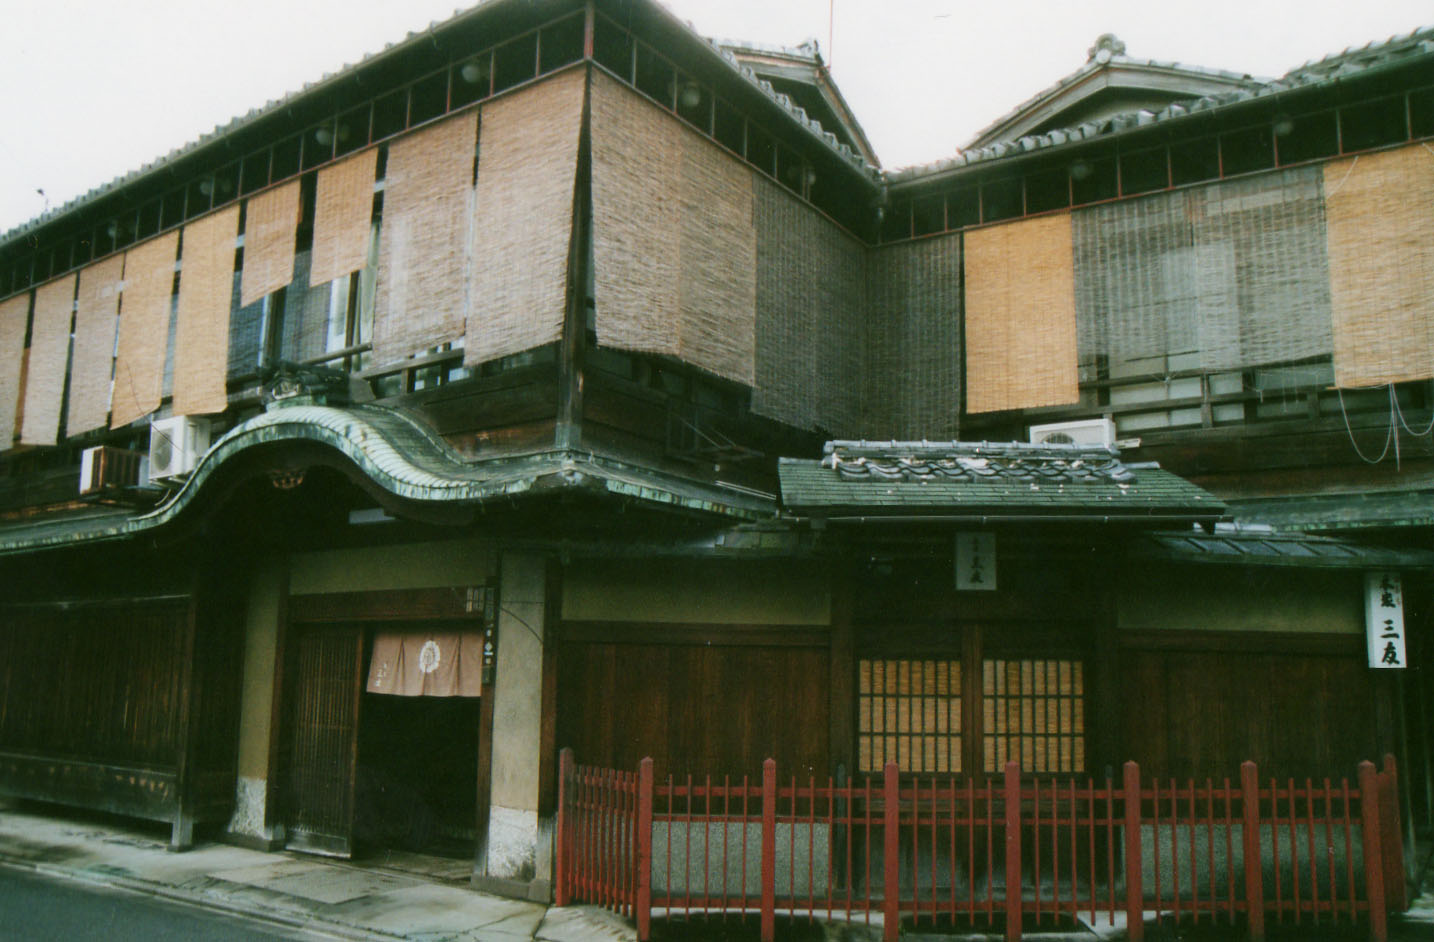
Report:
555,750,1407,942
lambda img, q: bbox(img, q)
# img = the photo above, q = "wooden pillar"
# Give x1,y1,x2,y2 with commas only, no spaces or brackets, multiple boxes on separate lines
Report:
169,578,201,852
1093,571,1122,776
829,562,854,776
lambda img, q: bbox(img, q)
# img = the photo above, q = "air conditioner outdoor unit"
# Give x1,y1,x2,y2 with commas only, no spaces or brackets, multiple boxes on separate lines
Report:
1028,417,1116,447
79,446,148,495
148,416,211,483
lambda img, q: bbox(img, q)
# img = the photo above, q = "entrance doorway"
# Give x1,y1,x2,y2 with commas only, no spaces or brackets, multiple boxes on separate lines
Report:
280,593,494,862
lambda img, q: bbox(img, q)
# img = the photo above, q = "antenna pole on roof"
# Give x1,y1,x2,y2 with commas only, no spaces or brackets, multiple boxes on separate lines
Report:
828,0,834,67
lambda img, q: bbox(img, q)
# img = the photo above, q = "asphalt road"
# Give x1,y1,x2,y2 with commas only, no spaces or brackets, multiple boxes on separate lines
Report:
0,866,326,941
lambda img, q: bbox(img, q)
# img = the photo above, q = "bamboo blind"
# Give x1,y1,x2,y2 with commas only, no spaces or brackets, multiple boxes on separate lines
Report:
467,70,584,366
240,180,300,306
68,255,125,434
173,205,239,416
964,214,1080,414
858,658,962,774
752,174,866,434
0,293,29,449
1192,169,1332,369
982,659,1084,774
676,126,757,385
867,235,963,439
111,231,178,428
1325,144,1434,387
1074,167,1332,378
373,113,477,368
19,274,76,445
591,72,758,385
591,71,683,362
311,149,378,289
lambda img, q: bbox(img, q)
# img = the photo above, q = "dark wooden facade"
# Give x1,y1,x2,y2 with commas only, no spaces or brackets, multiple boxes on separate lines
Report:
0,563,245,848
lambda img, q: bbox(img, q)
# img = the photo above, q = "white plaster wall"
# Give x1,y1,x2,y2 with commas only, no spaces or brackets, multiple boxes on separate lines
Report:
562,558,829,625
289,538,495,595
1118,566,1362,634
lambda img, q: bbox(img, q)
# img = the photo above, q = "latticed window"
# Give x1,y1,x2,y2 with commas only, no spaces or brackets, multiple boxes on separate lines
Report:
982,658,1085,774
858,659,962,773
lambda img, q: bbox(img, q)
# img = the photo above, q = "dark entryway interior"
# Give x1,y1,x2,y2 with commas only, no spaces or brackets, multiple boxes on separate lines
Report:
355,687,480,857
282,620,486,863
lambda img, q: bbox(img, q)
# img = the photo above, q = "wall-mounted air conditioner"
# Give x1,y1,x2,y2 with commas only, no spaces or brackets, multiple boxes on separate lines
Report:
148,416,211,483
79,446,148,495
1028,417,1116,447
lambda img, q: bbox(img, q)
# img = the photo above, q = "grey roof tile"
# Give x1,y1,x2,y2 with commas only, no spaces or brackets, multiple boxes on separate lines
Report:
779,440,1222,518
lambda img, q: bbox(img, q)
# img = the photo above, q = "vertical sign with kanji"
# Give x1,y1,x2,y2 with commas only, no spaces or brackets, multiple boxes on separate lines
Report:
1365,571,1406,669
955,532,997,591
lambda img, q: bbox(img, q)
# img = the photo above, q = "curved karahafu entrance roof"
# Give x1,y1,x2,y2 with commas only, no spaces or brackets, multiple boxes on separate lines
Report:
0,403,776,555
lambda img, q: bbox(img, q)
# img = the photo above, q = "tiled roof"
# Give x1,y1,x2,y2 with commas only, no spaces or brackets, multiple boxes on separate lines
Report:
0,403,772,554
779,440,1223,520
1139,527,1434,570
889,25,1434,183
1,0,876,250
961,34,1263,153
1228,490,1434,532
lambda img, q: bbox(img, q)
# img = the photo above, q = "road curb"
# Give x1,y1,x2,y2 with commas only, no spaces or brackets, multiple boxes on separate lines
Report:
0,855,401,941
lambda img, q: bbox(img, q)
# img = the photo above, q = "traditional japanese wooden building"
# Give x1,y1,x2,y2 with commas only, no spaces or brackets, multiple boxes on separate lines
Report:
0,0,1430,923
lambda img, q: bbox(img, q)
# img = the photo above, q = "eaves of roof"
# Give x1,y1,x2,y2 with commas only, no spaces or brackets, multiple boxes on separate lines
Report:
721,39,880,167
778,440,1224,523
963,54,1263,152
1227,490,1434,533
1137,529,1434,570
888,25,1434,185
0,403,774,556
1,0,877,252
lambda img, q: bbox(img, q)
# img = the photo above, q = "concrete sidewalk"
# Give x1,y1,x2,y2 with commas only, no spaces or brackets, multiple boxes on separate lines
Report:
0,799,631,942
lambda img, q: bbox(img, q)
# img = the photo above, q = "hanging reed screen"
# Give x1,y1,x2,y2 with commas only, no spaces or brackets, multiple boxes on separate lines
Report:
964,214,1079,414
982,658,1084,774
240,180,300,306
310,149,378,290
467,70,584,366
111,231,178,428
1325,144,1434,387
752,175,865,433
20,274,76,445
866,235,963,438
373,114,476,368
173,205,239,416
0,292,29,449
1073,166,1332,378
858,658,962,774
592,72,756,386
68,255,124,435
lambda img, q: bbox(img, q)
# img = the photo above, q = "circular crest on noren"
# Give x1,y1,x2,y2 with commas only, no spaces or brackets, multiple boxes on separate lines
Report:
418,639,441,674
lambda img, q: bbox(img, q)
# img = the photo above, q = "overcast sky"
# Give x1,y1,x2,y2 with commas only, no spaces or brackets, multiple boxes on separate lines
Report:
0,0,1428,235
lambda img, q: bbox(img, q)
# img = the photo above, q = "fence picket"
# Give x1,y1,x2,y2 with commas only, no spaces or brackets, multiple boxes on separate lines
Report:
559,755,1398,942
